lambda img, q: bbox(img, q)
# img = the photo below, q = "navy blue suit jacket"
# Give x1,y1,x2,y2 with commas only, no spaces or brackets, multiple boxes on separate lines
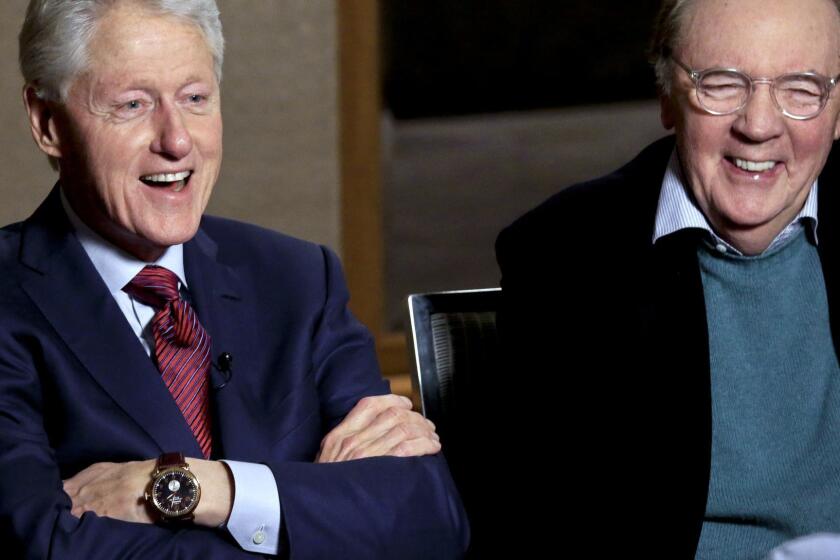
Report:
0,188,468,559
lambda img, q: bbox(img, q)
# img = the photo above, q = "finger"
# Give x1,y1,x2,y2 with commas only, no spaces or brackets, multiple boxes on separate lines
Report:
318,402,380,462
389,437,442,458
332,406,412,462
63,479,80,499
66,463,127,506
320,395,412,460
335,408,434,461
356,408,435,446
318,428,347,463
63,462,113,496
347,427,442,460
343,422,437,461
339,395,412,433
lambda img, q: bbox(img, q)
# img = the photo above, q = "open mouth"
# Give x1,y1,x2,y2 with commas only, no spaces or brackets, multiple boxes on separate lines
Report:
726,157,779,173
140,170,193,192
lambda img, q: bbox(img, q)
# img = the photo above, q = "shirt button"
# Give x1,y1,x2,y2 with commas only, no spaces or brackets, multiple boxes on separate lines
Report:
252,531,266,545
715,243,727,254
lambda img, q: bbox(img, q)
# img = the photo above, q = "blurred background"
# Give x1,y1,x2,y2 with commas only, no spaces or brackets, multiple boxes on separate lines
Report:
0,0,668,391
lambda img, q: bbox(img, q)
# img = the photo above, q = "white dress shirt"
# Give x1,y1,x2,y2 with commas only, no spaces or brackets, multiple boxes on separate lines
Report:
60,190,281,555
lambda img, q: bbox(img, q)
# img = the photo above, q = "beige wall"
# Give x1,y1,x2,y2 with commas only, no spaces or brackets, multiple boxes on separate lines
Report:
0,0,341,253
0,2,55,225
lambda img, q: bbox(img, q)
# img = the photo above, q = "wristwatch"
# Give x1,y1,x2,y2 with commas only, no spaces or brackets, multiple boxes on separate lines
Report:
145,452,201,522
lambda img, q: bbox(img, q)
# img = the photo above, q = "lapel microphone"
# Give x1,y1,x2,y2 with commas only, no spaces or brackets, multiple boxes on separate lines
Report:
212,352,233,390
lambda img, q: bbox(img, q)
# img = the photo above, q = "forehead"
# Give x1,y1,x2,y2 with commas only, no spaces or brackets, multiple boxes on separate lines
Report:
84,4,214,86
678,0,840,71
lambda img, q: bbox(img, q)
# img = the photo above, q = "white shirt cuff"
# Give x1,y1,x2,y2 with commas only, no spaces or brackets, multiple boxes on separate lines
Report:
765,533,840,560
221,460,281,555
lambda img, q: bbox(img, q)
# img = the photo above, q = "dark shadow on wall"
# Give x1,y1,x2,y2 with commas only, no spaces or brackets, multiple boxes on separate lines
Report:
380,2,667,330
382,0,662,119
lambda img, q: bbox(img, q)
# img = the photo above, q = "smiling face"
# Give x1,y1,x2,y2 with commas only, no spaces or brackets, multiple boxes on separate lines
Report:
45,3,222,261
661,0,840,254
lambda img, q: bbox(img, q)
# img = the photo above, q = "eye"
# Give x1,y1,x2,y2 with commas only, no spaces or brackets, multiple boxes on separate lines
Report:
113,98,148,119
780,79,822,98
188,94,206,104
700,72,748,99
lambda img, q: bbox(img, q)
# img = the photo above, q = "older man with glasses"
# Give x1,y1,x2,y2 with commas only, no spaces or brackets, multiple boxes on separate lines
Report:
495,0,840,558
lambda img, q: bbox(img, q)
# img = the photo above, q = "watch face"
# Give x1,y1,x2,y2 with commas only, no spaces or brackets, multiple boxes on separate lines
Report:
151,468,200,517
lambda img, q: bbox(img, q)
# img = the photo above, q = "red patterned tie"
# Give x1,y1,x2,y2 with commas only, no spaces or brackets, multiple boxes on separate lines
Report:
124,266,212,458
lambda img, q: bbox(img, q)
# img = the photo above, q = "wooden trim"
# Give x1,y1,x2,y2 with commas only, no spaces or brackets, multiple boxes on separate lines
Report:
377,331,409,375
377,332,411,397
337,0,384,336
337,1,411,396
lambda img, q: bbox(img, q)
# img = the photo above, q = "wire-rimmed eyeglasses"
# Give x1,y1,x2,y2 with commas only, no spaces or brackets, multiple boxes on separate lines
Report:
670,55,840,120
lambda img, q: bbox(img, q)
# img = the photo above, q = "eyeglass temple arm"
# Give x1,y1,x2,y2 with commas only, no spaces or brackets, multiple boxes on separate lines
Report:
665,50,700,81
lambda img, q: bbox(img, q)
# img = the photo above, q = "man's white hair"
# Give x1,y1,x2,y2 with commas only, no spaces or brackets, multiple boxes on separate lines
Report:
648,0,840,95
19,0,225,102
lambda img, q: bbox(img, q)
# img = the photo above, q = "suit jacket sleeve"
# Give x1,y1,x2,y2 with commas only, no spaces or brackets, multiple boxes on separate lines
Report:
264,247,469,559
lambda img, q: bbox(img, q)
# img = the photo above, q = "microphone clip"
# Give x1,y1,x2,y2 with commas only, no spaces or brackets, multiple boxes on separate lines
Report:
212,351,233,390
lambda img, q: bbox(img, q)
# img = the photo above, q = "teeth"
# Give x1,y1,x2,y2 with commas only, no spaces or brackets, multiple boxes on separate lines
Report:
141,171,191,183
733,158,776,172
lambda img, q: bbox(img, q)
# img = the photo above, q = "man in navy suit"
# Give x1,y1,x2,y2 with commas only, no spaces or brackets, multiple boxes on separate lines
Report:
0,1,468,558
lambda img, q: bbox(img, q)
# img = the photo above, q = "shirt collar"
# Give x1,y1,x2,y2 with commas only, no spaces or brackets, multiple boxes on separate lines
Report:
652,149,819,255
60,187,187,295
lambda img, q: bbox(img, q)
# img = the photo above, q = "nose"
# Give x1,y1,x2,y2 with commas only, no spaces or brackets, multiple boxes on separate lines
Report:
150,100,193,160
731,82,785,142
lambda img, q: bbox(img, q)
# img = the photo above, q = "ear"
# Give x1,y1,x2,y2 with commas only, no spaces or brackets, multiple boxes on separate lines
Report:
660,92,676,130
834,105,840,141
23,85,64,159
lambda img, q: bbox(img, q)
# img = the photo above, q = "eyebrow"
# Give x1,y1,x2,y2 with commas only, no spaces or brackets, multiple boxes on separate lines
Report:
100,70,214,89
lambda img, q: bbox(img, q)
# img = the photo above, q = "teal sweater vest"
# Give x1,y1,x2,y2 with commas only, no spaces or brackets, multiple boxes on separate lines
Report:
694,230,840,559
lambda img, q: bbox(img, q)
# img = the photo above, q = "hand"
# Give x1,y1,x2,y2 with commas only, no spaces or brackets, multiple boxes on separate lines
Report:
316,394,441,463
62,459,156,523
63,458,233,527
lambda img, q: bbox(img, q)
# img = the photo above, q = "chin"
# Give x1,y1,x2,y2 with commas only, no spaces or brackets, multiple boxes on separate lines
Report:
132,221,202,254
152,228,201,248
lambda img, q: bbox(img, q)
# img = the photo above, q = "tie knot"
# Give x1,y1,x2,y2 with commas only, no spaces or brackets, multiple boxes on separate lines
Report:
124,265,181,309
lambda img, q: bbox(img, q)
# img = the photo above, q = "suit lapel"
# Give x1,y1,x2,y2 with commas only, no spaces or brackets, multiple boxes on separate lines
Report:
817,143,840,356
631,154,711,550
182,226,257,459
185,223,320,462
19,188,203,457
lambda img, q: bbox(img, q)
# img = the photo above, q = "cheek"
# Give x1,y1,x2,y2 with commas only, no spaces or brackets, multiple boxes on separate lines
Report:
678,120,726,178
789,124,836,175
79,132,150,218
83,125,144,176
196,118,223,159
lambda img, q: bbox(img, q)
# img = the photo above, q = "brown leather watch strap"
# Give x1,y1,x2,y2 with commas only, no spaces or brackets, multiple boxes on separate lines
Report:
157,452,186,468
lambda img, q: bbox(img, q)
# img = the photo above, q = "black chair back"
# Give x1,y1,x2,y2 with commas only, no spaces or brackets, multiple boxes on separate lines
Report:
406,288,501,558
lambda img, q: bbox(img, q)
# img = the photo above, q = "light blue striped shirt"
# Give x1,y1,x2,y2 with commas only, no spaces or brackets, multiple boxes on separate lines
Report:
652,150,819,254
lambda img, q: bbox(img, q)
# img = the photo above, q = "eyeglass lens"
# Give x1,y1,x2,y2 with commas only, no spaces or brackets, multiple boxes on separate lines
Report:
697,70,825,117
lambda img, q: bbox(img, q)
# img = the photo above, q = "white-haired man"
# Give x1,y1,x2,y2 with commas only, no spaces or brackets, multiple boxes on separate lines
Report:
497,0,840,558
0,1,469,558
